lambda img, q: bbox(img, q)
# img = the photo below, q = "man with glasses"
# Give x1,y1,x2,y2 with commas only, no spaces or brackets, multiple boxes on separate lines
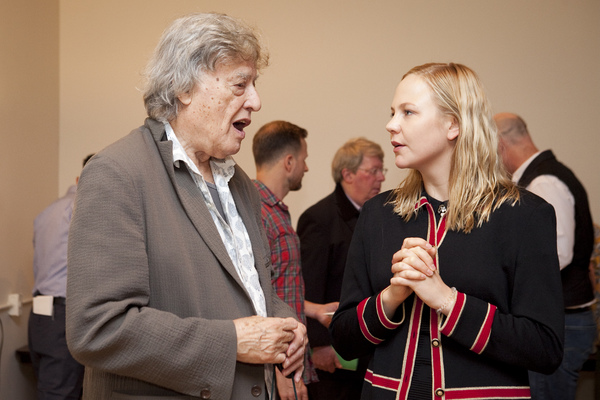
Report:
297,137,385,399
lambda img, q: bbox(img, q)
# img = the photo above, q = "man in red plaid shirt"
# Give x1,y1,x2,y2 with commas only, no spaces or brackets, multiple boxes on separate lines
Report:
253,120,317,400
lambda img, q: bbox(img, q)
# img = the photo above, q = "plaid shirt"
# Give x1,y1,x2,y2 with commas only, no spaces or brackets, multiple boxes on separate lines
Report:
253,180,318,384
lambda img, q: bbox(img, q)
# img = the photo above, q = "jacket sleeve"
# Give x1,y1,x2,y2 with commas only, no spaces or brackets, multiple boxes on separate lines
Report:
297,207,333,347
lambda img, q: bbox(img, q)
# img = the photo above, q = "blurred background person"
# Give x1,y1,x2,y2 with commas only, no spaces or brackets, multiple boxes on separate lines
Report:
28,153,93,400
66,13,305,400
297,137,385,399
253,120,316,400
495,112,596,400
330,63,564,399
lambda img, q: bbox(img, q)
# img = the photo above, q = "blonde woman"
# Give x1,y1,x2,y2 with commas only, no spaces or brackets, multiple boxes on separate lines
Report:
330,63,564,400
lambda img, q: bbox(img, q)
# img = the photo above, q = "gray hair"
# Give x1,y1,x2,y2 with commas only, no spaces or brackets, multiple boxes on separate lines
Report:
331,137,384,184
143,13,268,122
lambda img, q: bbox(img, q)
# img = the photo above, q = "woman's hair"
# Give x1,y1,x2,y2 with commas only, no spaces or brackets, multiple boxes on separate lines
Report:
331,137,384,184
389,63,519,233
142,13,268,122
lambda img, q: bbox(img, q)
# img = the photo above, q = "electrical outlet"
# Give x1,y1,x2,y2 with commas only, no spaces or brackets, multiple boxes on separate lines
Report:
8,293,22,317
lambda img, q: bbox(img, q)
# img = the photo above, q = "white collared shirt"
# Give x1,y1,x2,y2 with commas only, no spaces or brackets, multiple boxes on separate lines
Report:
164,123,267,317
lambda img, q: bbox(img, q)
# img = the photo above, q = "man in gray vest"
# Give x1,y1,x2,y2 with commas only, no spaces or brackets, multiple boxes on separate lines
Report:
495,112,596,400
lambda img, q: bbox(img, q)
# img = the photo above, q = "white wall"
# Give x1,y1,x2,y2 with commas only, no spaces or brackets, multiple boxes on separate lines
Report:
59,0,600,226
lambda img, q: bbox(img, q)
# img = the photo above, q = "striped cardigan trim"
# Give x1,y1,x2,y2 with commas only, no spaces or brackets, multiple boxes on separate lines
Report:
377,289,405,329
365,371,531,400
471,303,496,354
440,291,466,335
357,297,383,344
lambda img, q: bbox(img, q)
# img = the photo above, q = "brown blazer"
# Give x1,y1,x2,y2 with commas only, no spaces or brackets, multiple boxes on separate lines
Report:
66,118,295,399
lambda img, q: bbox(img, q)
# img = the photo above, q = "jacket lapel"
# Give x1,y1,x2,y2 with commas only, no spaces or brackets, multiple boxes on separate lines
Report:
229,167,273,314
147,119,245,289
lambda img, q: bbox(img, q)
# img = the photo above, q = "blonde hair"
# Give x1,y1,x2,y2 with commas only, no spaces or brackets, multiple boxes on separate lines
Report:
331,137,384,184
389,63,519,233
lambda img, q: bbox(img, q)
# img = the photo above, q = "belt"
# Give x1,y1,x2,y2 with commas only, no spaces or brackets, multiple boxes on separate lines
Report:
564,305,592,314
52,297,66,305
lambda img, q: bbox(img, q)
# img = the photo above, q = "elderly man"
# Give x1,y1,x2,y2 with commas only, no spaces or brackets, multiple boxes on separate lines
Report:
297,137,385,399
495,112,595,400
66,13,306,400
252,120,317,400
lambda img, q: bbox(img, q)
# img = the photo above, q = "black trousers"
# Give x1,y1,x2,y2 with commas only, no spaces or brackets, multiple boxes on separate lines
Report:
307,369,363,400
28,302,84,400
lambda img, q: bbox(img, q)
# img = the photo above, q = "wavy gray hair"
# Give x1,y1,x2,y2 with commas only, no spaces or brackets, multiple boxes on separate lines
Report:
143,13,268,122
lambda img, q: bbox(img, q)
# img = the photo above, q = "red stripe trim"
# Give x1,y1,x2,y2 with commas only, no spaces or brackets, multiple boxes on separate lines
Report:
364,369,401,391
471,304,497,354
416,196,428,210
437,214,447,246
365,370,530,399
357,297,383,344
376,291,403,329
445,386,530,399
398,299,424,398
440,291,465,336
425,205,436,246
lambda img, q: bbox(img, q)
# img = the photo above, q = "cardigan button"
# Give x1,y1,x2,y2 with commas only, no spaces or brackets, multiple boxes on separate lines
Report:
200,388,211,399
251,384,263,397
432,338,440,347
435,388,445,397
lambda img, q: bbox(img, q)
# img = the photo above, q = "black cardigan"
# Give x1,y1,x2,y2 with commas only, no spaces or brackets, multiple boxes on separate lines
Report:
330,189,564,400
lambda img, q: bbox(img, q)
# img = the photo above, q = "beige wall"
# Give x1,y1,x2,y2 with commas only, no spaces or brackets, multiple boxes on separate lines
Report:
59,0,600,225
0,0,59,398
1,0,598,397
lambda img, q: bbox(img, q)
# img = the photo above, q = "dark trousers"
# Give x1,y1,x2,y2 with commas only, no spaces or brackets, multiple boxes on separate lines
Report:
528,309,597,400
28,303,84,400
307,369,363,400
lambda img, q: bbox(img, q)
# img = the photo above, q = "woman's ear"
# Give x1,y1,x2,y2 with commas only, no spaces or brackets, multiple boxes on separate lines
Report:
447,117,459,141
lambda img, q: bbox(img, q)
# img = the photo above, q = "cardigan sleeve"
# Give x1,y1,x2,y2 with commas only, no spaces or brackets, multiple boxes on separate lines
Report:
439,199,564,374
330,205,407,360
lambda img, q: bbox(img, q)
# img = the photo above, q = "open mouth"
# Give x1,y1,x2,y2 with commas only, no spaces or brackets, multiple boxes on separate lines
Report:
233,119,250,132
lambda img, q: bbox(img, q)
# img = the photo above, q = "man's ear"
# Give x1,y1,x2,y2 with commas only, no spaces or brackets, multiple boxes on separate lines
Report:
341,168,354,183
178,90,193,106
447,117,459,141
283,154,295,173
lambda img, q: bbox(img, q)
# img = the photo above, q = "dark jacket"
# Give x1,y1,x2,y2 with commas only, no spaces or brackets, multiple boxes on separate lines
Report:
297,183,368,384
